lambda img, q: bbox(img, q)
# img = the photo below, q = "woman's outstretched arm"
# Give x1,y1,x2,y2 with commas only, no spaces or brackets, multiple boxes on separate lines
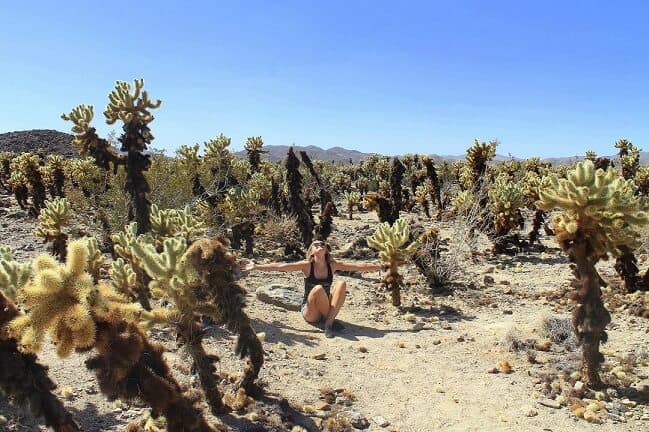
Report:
332,260,385,273
242,260,309,273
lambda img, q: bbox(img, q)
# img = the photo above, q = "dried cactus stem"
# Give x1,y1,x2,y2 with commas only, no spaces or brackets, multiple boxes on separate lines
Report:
614,246,648,293
88,319,215,432
564,236,610,388
383,265,403,306
528,209,546,244
125,150,152,235
231,221,255,255
0,294,80,432
177,319,226,415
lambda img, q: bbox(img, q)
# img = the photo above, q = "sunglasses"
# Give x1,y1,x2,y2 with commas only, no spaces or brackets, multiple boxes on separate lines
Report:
312,241,327,248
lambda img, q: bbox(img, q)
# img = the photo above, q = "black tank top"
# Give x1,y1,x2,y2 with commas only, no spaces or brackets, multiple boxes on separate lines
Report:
303,261,333,305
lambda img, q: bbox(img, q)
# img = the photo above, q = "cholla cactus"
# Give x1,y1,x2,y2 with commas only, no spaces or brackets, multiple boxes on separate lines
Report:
42,154,66,198
8,240,140,357
0,246,31,300
0,291,80,432
635,166,649,196
0,151,14,192
285,148,313,247
7,239,214,432
85,237,105,283
130,237,263,414
111,223,153,309
9,152,47,215
364,191,392,223
343,191,361,220
615,139,640,180
537,160,649,386
63,79,161,235
488,174,525,253
466,139,496,192
34,197,72,260
367,218,421,306
414,183,432,218
177,144,203,196
244,136,266,173
65,157,106,196
203,134,233,179
150,204,206,246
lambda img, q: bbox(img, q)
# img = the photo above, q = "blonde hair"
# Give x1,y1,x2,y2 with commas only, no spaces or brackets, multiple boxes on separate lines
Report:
306,240,332,264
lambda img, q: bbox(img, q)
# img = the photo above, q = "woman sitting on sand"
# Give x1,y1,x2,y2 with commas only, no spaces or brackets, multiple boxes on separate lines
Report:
241,240,384,338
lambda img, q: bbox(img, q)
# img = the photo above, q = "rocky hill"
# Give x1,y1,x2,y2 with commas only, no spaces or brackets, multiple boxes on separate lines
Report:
0,129,77,158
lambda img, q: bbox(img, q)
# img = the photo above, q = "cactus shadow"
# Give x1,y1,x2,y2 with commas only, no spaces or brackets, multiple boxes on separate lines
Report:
219,392,320,432
399,303,475,323
70,402,128,431
248,318,320,348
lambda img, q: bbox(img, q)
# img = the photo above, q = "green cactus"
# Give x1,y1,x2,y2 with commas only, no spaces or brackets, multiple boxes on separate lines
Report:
9,153,47,215
33,197,72,260
343,190,361,220
0,246,31,300
488,174,525,252
42,154,66,198
85,237,105,283
537,160,649,387
367,218,421,306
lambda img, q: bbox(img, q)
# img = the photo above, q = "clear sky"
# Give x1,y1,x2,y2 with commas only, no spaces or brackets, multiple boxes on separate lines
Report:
2,1,648,158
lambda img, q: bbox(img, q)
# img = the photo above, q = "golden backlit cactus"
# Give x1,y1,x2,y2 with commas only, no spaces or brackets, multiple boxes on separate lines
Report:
34,197,72,260
244,136,266,173
9,152,47,214
42,154,66,198
414,183,432,218
537,160,649,387
367,218,421,306
0,246,31,300
65,157,105,195
538,160,648,259
104,79,161,128
9,239,141,357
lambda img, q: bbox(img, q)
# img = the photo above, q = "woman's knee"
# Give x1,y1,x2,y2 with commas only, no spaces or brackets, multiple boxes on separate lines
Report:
333,280,347,294
308,285,327,302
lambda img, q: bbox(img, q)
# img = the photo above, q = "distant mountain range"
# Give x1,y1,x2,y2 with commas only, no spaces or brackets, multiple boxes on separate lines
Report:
1,129,645,166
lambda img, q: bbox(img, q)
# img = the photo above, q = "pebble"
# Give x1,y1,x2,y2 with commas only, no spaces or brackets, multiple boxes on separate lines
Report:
483,275,495,285
412,322,425,331
313,353,327,360
538,398,562,409
372,416,390,427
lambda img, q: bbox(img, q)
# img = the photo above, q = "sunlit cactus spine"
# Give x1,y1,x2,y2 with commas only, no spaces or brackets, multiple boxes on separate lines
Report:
0,291,80,432
111,223,153,310
0,245,31,300
537,160,649,387
33,197,72,260
7,239,215,432
367,218,421,306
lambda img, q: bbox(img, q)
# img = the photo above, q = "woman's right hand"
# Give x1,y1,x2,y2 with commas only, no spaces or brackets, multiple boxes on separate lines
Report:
239,260,256,273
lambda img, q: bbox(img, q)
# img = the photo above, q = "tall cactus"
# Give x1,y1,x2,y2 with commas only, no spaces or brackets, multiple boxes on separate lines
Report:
537,160,649,387
62,78,161,234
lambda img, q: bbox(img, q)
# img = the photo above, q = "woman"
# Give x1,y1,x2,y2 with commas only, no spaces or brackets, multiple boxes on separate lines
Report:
241,240,384,338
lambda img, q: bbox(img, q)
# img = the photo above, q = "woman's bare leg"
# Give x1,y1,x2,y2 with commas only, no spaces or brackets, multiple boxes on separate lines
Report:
302,285,330,323
325,281,347,327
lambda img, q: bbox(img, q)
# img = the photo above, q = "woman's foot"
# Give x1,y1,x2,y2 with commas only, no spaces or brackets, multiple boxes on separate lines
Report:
324,324,335,338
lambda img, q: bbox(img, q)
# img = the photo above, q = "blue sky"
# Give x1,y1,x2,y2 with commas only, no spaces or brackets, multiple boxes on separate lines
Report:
2,1,648,158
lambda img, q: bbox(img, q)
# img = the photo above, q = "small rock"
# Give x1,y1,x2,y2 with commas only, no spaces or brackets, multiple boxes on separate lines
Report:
412,322,425,331
256,284,302,311
372,416,390,427
313,353,327,360
348,411,370,429
484,266,495,274
501,280,511,285
621,399,637,408
456,336,465,342
502,309,513,315
484,275,495,285
441,322,452,330
0,415,6,425
538,398,562,409
357,346,368,353
432,339,442,345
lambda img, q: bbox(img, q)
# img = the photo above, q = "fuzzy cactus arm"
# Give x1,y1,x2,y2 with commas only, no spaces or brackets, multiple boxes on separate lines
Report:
0,247,31,300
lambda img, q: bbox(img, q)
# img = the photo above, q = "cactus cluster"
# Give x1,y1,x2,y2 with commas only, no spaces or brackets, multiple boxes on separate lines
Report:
33,197,72,260
0,246,31,300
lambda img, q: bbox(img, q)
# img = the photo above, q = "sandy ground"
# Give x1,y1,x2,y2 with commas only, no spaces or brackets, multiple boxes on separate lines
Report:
1,193,648,432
